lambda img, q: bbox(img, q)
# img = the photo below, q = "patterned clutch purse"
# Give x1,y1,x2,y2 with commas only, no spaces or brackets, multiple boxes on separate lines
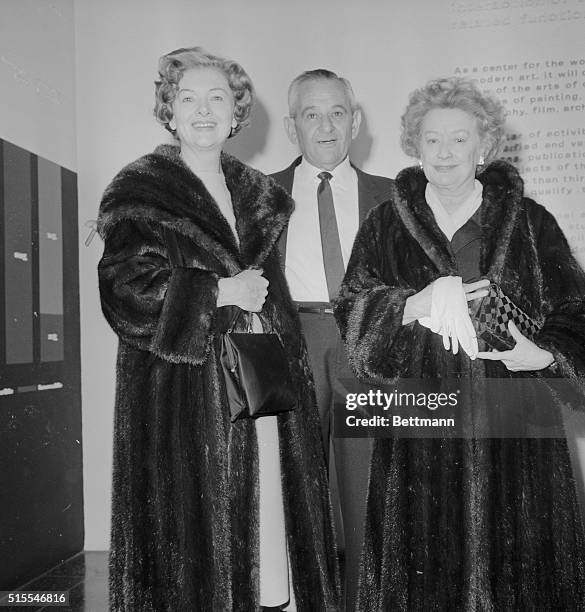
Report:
470,283,542,351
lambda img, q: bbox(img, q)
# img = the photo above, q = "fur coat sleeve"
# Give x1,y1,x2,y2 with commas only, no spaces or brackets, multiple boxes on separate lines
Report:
98,218,219,364
333,202,419,382
530,206,585,381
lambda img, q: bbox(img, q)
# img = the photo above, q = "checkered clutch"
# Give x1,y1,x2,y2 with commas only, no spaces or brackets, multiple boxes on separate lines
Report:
471,283,541,351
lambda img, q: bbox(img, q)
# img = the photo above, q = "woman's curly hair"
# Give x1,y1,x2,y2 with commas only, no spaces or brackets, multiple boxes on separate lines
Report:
154,46,254,138
401,76,506,163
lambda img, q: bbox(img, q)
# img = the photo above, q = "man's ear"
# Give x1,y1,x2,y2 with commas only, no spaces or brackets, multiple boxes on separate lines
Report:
351,108,362,140
284,116,298,145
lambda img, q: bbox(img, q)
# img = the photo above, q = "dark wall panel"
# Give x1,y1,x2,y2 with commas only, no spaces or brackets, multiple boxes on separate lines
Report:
0,139,82,590
3,142,33,364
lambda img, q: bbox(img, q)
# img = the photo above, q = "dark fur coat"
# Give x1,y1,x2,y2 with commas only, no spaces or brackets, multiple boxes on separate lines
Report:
97,145,340,611
335,161,585,611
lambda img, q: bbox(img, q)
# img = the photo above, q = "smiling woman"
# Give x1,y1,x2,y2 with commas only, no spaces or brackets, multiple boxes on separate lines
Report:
334,76,585,610
418,107,484,206
168,67,236,158
97,46,339,612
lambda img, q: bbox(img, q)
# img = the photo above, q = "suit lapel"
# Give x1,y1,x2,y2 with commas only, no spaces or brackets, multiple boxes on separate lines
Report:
271,157,302,262
271,157,301,194
354,166,393,223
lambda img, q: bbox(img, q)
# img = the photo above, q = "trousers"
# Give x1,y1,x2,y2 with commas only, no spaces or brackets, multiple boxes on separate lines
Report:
298,312,371,611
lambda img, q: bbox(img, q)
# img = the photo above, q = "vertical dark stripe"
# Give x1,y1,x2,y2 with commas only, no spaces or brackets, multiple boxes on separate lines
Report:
0,141,5,369
38,157,63,315
31,154,40,365
38,157,64,362
4,141,33,364
60,167,80,377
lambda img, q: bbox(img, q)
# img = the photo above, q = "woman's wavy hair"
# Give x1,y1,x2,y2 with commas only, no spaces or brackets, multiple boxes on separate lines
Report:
154,46,254,137
400,77,506,163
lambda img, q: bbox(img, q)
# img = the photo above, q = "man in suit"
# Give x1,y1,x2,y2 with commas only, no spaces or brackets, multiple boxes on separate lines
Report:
271,69,394,611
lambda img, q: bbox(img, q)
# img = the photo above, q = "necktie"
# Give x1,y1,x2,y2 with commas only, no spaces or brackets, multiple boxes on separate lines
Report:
317,171,344,301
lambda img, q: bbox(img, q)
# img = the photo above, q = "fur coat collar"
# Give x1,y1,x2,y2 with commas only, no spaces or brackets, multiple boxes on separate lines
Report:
390,160,524,284
99,144,293,273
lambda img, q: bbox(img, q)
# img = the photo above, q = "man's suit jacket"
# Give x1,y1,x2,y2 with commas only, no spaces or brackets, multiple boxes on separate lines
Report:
270,156,394,262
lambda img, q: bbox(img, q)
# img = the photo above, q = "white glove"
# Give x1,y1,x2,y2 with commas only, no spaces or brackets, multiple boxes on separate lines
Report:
419,276,479,359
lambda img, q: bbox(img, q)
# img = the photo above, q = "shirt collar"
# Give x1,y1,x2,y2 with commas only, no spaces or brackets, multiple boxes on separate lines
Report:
297,156,354,188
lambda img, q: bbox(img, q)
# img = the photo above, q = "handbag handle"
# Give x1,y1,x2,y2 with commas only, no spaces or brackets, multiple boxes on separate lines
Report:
227,309,253,334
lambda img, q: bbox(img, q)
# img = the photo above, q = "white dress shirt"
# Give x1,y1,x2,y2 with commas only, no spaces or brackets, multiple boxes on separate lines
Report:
285,157,359,302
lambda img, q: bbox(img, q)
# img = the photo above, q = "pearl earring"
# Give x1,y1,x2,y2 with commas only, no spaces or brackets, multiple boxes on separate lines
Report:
418,160,423,170
478,155,485,166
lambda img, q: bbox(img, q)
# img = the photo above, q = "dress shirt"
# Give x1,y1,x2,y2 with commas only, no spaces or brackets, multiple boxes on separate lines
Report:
286,157,359,302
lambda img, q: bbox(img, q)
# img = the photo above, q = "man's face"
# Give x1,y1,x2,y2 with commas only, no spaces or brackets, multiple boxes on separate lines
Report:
284,79,361,171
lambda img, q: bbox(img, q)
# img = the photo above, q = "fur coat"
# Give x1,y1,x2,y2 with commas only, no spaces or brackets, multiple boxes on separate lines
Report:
97,144,340,611
334,161,585,611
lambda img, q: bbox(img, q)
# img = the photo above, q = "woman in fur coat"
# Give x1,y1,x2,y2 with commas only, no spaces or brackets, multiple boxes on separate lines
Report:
334,77,585,610
97,47,339,612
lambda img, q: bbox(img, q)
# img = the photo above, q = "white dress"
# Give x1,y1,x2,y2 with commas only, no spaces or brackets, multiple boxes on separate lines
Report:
198,170,290,608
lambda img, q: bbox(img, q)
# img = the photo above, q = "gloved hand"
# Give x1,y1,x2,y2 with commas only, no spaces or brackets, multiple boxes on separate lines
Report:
417,277,489,359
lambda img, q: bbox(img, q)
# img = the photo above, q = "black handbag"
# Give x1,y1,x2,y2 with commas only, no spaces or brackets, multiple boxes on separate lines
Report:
470,283,542,351
220,310,297,422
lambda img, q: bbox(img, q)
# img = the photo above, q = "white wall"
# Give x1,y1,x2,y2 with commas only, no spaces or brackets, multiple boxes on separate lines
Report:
0,0,76,169
75,0,585,548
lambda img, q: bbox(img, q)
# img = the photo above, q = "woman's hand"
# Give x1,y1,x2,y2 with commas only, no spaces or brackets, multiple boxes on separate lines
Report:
404,278,489,322
404,277,490,359
463,279,491,303
402,283,433,323
217,269,269,312
477,320,555,371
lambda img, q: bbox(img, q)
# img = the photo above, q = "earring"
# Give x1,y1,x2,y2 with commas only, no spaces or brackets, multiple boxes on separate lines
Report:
478,155,485,166
418,160,423,170
229,118,238,137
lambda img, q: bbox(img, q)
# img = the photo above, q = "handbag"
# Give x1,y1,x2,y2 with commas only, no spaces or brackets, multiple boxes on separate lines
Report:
220,310,297,422
470,283,542,351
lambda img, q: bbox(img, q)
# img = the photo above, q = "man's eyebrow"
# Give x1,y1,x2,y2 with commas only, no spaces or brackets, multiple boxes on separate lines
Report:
300,104,348,113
